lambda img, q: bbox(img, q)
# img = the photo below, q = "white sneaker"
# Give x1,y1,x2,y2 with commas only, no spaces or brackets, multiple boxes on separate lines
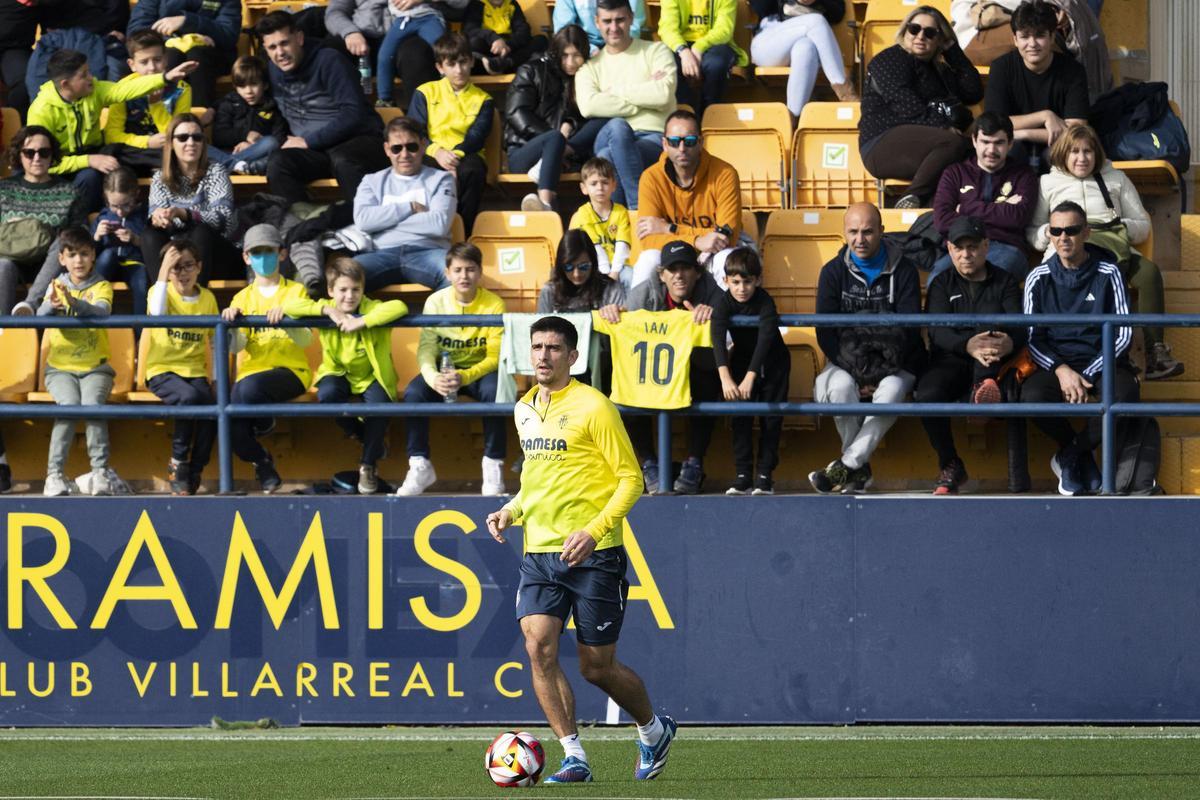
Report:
84,467,131,496
358,464,378,495
526,159,542,183
231,160,250,175
11,301,34,316
395,456,436,496
481,456,505,496
521,192,550,212
43,470,77,497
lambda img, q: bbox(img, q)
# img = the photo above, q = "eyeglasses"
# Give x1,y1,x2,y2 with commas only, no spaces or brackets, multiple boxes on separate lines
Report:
173,132,205,143
170,261,200,272
108,202,136,213
1048,224,1084,237
906,22,941,39
563,262,592,273
388,142,421,154
665,135,699,149
20,147,52,160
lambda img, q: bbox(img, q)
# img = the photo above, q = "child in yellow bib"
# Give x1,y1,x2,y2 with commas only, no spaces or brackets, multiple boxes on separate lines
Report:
37,228,129,497
284,257,409,495
221,224,312,493
146,237,218,495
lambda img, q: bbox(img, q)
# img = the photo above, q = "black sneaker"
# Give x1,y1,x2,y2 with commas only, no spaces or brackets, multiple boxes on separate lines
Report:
809,459,850,494
840,462,873,494
0,463,11,493
167,459,191,496
255,456,282,494
673,457,704,494
641,459,659,494
252,417,276,438
752,473,774,496
726,473,752,495
187,466,203,496
932,457,967,495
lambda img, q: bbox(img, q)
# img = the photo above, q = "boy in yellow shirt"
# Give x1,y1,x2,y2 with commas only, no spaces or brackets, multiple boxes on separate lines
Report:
284,258,409,495
569,157,632,288
37,228,129,497
105,30,194,173
220,224,312,493
397,242,506,496
146,238,218,495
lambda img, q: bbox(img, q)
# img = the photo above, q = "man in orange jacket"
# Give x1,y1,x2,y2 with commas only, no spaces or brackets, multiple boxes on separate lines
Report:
631,108,743,288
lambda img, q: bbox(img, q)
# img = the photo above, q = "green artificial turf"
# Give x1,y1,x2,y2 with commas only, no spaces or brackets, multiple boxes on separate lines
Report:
0,726,1197,799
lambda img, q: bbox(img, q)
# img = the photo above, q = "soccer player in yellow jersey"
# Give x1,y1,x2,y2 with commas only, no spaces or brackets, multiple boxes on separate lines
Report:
146,238,219,495
486,315,677,785
220,224,312,493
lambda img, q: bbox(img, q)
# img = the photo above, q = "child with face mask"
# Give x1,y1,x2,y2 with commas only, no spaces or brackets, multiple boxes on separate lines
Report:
220,223,312,493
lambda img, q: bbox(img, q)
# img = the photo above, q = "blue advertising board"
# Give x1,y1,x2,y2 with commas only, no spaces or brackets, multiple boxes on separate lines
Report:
0,497,1196,725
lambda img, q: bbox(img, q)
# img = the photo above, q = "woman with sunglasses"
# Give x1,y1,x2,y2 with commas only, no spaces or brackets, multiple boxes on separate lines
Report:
1027,123,1181,381
860,5,982,209
1,125,88,316
505,25,609,213
749,0,857,117
142,113,240,285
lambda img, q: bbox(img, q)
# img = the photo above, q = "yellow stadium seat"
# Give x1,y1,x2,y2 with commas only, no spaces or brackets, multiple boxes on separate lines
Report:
1112,160,1181,195
741,209,760,248
791,102,878,208
1,107,21,178
520,0,553,35
879,207,931,234
390,326,422,386
469,210,563,312
701,102,792,210
862,0,952,71
377,106,405,127
760,209,847,313
29,328,135,403
1182,215,1200,272
780,326,822,430
0,328,39,401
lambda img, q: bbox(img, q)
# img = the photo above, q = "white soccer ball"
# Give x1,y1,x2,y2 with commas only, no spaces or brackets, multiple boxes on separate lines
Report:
485,730,545,788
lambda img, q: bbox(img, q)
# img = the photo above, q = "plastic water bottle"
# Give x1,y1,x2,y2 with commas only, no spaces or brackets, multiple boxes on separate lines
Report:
441,351,457,403
358,56,372,96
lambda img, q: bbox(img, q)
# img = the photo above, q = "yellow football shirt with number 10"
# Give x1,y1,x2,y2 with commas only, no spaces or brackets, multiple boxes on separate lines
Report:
592,308,712,410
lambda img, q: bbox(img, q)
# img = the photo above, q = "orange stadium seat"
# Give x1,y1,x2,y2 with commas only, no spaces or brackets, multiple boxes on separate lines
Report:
791,102,878,207
780,325,822,430
879,207,931,235
469,210,563,312
0,328,39,401
390,326,422,388
28,328,135,403
760,209,847,313
701,102,792,210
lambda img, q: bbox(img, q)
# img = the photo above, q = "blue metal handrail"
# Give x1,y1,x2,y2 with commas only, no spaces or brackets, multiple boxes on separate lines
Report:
2,312,1196,495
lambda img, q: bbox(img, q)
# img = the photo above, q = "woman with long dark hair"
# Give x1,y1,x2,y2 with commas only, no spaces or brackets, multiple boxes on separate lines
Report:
504,24,607,212
538,229,625,313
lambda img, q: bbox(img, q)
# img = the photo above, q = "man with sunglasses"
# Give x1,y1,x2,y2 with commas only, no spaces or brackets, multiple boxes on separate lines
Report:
1020,200,1137,496
576,0,677,211
630,109,741,289
351,117,455,293
984,0,1088,172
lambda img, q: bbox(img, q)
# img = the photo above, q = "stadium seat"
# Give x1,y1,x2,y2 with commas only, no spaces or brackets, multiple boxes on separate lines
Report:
791,102,878,208
879,208,930,234
469,210,563,312
0,107,21,178
390,326,422,386
862,0,952,75
520,0,553,35
1182,214,1200,271
741,209,761,248
0,328,38,401
701,102,792,210
28,328,135,403
780,326,822,431
760,209,848,313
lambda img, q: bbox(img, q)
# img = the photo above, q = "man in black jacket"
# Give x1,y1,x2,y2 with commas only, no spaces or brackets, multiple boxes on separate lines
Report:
915,216,1026,495
809,203,925,494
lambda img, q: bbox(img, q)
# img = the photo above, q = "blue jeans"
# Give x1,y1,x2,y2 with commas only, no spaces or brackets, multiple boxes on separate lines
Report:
675,43,737,117
93,250,149,316
927,240,1031,284
354,244,450,291
71,168,106,214
377,15,446,102
316,376,391,467
207,136,280,174
505,117,609,191
594,119,663,210
403,371,506,459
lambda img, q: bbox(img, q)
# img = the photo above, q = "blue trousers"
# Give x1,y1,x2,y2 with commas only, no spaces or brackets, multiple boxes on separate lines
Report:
594,119,663,210
674,44,737,118
93,250,148,316
403,371,505,459
148,373,216,469
230,368,306,464
316,376,392,466
377,15,446,102
505,117,610,191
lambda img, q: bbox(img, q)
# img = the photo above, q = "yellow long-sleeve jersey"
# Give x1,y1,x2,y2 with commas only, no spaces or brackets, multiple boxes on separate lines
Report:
503,379,643,553
416,286,505,387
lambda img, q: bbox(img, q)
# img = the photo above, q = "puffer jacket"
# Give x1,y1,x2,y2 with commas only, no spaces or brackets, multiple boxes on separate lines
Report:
127,0,241,51
503,54,584,151
1027,161,1151,257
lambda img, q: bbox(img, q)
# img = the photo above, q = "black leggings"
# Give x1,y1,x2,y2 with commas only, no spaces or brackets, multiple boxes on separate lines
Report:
862,124,972,201
915,355,1002,466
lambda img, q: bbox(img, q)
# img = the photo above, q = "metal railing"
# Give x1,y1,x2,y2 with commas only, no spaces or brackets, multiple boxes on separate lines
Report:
2,312,1197,495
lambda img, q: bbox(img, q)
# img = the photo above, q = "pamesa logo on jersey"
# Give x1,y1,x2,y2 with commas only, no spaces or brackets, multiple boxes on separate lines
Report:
520,436,568,452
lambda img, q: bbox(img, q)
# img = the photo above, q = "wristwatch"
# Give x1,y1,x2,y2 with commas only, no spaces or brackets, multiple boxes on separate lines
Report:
668,223,678,234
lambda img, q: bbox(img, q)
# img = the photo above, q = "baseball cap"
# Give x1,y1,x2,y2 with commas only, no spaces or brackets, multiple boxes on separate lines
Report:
243,223,282,251
660,240,698,269
947,216,987,244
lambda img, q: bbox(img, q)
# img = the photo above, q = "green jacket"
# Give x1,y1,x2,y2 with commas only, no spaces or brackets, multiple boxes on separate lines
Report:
283,296,409,400
657,0,748,66
28,73,167,175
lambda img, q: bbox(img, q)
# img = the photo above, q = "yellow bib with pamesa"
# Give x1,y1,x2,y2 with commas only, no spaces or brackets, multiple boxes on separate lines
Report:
482,0,515,36
145,284,218,380
46,279,114,372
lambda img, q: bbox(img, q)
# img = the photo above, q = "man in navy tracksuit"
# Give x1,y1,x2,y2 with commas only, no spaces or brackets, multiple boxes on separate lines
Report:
1020,200,1138,496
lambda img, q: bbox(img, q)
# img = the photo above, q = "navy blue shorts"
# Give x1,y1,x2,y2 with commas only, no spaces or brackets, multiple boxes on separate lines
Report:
516,547,629,646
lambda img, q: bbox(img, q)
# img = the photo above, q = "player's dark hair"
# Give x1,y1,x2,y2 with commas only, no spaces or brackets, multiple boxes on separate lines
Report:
1050,200,1088,225
969,111,1014,142
723,247,762,280
665,108,699,130
552,229,606,310
596,0,633,14
255,10,298,38
48,50,89,84
433,32,472,65
446,242,482,269
59,226,96,255
1011,0,1058,35
531,315,579,351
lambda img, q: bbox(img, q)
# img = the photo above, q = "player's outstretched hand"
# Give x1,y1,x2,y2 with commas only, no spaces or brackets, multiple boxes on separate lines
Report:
560,530,596,567
486,509,511,543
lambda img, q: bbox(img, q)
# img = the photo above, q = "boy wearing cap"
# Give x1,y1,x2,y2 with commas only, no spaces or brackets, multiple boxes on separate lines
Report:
220,223,313,493
914,215,1026,495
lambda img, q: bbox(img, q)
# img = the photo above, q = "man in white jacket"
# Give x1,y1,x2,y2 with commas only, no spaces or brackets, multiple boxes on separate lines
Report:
352,116,455,291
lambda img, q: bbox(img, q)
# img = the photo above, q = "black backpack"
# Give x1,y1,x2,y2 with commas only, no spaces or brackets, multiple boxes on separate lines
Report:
882,211,943,273
1114,416,1162,495
1088,82,1192,176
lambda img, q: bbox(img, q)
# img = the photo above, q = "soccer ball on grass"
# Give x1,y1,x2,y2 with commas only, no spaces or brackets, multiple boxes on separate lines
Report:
485,730,545,787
